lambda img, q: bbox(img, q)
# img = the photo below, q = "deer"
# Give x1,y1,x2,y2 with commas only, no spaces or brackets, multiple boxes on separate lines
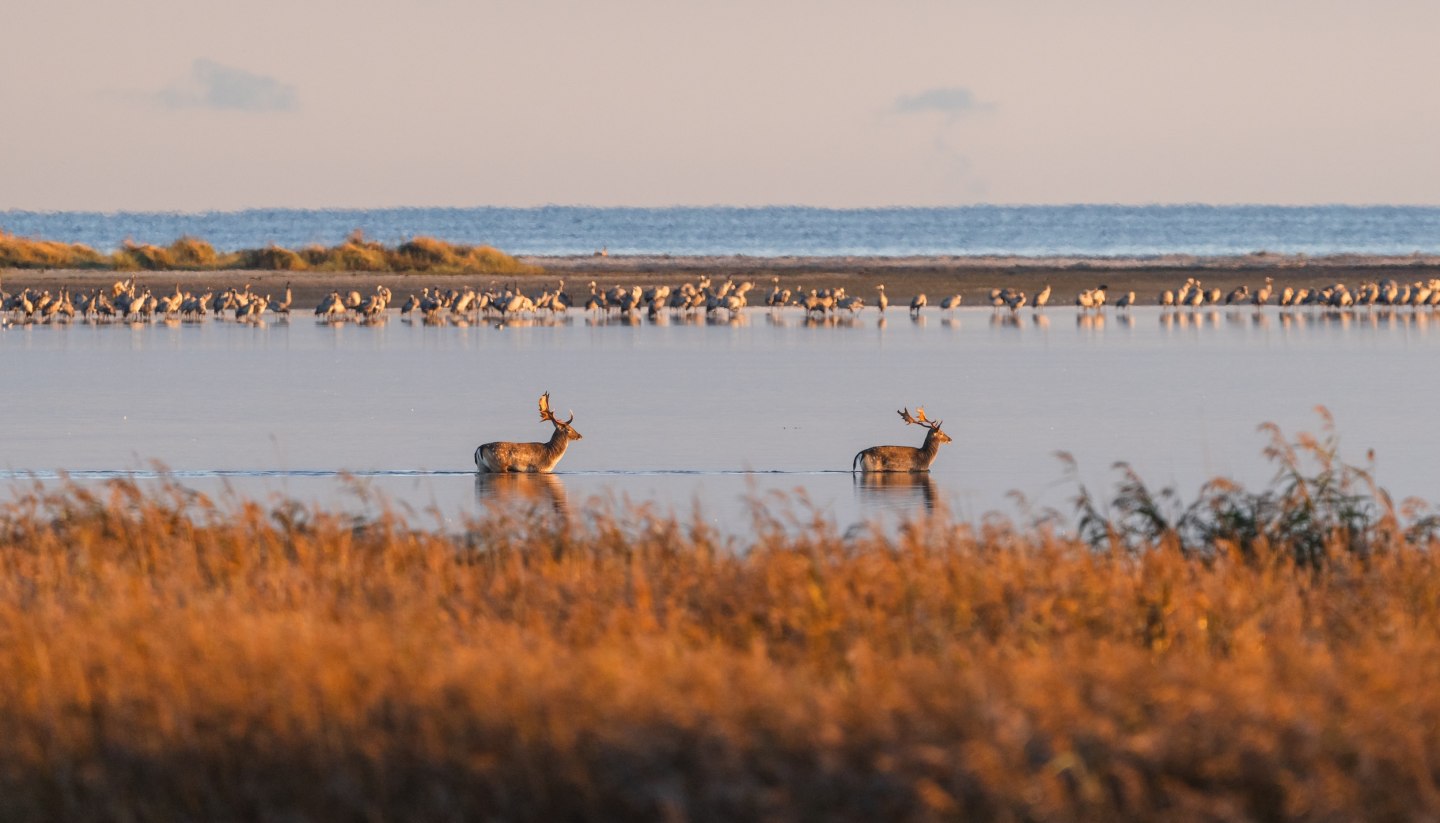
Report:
852,407,953,473
474,392,583,473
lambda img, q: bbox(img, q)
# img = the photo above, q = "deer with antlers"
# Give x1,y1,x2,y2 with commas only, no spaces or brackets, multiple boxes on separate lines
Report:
474,392,583,473
851,407,953,473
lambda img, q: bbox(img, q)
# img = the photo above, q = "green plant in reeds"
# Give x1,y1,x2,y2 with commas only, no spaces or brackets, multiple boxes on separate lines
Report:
1062,407,1438,564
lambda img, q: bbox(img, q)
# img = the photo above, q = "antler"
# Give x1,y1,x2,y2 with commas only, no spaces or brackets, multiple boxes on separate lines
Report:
898,407,941,429
538,392,575,427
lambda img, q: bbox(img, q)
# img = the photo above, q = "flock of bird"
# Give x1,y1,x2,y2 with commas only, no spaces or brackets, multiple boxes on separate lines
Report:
0,277,294,323
1061,277,1440,311
5,273,1440,326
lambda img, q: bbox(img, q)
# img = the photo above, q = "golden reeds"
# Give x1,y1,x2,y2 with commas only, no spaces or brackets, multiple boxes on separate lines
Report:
1,421,1439,819
0,229,538,276
236,244,308,271
0,231,107,269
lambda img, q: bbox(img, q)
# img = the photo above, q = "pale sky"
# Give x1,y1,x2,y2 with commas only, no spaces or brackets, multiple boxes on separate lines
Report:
3,0,1438,211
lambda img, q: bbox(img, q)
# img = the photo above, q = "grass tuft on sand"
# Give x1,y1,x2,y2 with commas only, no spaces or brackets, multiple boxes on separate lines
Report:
0,229,538,276
0,231,108,269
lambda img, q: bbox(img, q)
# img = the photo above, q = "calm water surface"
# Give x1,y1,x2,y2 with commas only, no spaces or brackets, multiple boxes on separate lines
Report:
3,307,1437,531
8,205,1440,257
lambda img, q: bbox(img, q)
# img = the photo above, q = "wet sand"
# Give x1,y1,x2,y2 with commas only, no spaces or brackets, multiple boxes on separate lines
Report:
7,253,1440,309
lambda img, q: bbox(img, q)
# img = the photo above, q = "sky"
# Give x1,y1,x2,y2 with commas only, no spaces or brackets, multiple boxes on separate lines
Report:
2,0,1438,211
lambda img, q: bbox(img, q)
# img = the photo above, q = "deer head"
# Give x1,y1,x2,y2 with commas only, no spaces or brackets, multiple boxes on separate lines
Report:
538,392,583,441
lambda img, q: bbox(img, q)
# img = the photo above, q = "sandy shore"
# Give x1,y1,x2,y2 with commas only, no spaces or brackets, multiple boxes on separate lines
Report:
6,254,1440,309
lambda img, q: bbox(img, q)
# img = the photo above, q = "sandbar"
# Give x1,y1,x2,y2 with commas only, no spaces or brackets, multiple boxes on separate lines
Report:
6,253,1440,309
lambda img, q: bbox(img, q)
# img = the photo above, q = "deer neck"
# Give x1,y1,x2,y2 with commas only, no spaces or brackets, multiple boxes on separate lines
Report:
544,426,571,457
918,430,943,462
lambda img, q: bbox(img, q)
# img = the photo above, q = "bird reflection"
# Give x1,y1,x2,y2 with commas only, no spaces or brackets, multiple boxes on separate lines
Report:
853,471,938,514
707,312,749,327
473,472,570,518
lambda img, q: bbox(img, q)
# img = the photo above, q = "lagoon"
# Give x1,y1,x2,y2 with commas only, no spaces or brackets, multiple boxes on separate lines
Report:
3,305,1436,530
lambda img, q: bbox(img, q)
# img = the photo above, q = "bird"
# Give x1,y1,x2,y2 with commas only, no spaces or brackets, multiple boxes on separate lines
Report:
766,277,784,308
1252,277,1274,306
273,282,293,315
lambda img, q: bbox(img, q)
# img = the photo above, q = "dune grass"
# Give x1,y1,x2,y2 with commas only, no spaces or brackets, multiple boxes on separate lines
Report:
2,419,1439,820
0,229,538,276
0,232,108,269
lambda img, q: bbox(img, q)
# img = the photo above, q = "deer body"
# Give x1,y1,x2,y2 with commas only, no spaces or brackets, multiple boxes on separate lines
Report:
474,392,583,473
852,407,953,473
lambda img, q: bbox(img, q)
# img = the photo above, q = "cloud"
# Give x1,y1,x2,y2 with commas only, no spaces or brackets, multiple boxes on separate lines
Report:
156,59,297,112
894,86,993,118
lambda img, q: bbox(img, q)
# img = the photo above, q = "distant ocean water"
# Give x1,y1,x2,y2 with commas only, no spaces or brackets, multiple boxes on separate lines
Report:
4,205,1440,258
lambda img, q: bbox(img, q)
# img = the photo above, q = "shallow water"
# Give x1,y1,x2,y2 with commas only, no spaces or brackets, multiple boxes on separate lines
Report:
3,306,1438,530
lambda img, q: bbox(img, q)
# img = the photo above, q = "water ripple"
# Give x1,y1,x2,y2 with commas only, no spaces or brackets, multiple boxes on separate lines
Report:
0,468,855,481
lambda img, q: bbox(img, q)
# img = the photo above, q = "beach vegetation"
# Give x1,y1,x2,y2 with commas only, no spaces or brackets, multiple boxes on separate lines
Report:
236,244,309,271
166,235,220,268
1,419,1439,819
0,231,107,269
0,228,539,276
112,236,222,271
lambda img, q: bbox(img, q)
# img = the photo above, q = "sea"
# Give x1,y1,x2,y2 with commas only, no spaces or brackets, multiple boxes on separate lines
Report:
5,205,1440,258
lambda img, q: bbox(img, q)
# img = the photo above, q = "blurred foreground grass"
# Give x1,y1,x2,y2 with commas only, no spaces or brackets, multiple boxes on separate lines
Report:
2,417,1439,821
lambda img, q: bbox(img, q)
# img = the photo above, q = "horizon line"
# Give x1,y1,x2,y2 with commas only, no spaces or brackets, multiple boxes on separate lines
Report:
6,202,1440,216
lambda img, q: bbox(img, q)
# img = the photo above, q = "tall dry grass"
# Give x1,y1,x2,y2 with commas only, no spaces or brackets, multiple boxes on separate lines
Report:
0,229,538,276
2,421,1440,820
0,231,107,269
111,237,221,271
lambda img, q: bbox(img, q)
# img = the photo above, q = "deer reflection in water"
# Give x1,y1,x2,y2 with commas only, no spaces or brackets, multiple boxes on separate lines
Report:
473,471,570,518
853,471,939,514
